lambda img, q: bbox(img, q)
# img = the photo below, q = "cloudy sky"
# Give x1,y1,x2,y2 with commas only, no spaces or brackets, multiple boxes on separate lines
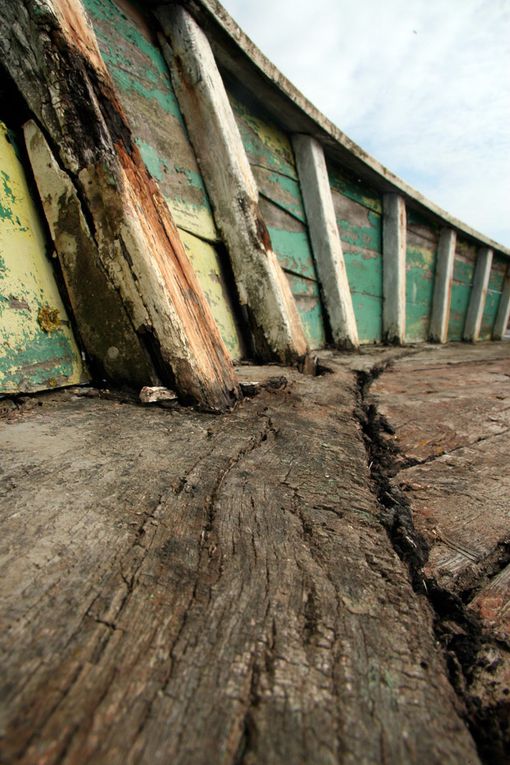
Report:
221,0,510,247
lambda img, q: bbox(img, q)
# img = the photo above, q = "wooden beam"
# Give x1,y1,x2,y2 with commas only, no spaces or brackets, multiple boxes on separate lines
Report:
429,228,456,344
492,267,510,340
0,0,239,411
292,134,358,349
383,194,406,344
156,4,308,364
23,120,157,389
463,247,493,342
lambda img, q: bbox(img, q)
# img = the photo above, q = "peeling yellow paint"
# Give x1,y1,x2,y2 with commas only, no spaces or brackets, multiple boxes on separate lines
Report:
0,122,87,393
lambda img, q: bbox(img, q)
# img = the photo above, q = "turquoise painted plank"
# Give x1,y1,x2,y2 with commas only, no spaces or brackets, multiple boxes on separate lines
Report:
448,240,477,341
328,163,382,214
253,166,306,223
350,292,383,344
258,196,319,282
405,221,438,343
329,179,383,343
83,0,218,242
284,272,326,350
480,256,507,340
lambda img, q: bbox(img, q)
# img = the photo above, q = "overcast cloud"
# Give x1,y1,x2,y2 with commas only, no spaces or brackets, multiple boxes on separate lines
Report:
221,0,510,247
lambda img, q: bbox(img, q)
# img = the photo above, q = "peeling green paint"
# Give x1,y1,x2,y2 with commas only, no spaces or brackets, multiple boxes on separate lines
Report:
448,239,477,342
405,212,438,343
329,166,383,344
480,255,507,340
83,0,246,355
229,90,326,346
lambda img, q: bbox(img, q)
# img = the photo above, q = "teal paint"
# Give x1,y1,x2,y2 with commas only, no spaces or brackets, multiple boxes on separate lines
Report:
448,241,477,341
338,212,381,252
227,89,326,344
267,225,318,281
329,166,383,343
405,213,438,343
83,0,245,354
0,325,77,389
83,0,217,240
329,165,382,214
254,166,306,223
480,256,507,340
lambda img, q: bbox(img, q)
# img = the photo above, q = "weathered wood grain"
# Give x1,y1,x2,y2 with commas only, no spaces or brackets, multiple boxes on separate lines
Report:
0,0,238,410
383,194,407,344
430,228,456,344
493,267,510,340
479,255,507,340
463,247,493,342
448,239,477,342
293,134,358,349
405,210,439,344
0,123,87,393
0,364,479,764
328,167,383,344
158,5,308,363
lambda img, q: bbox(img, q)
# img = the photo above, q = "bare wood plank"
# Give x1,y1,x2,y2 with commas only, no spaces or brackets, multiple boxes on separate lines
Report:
0,0,238,411
292,134,358,348
156,5,308,363
493,267,510,340
0,368,479,764
463,247,493,342
429,228,456,344
383,194,406,344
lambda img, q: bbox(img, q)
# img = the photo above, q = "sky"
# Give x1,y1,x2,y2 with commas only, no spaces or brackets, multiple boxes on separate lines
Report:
221,0,510,247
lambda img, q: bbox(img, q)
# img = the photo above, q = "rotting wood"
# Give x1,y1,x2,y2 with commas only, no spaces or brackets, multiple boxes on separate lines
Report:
156,4,308,364
292,133,359,349
383,194,406,344
430,228,456,344
492,267,510,340
23,120,156,389
463,247,493,343
0,0,239,410
0,361,480,764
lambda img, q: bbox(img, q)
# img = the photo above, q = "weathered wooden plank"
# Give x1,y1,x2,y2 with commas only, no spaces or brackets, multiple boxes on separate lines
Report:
179,229,245,360
0,366,479,764
383,194,407,344
405,211,438,343
83,0,218,243
463,247,493,342
493,267,510,340
252,165,306,224
430,228,456,344
158,5,307,363
329,175,383,344
24,121,157,388
329,164,382,215
228,89,298,180
479,255,507,340
258,196,317,281
0,0,239,410
0,123,87,393
222,90,328,347
292,134,358,348
447,239,477,342
283,272,326,349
